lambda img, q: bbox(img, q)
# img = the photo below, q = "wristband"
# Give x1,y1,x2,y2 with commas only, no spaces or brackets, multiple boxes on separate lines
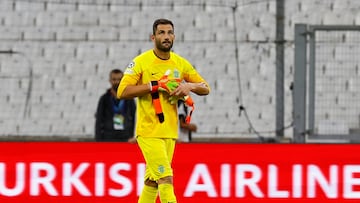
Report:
150,81,158,93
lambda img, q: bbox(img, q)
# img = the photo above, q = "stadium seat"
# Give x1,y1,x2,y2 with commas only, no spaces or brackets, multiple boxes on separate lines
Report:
183,27,216,42
98,12,131,27
0,57,30,76
46,2,76,11
23,27,55,41
77,3,109,11
76,42,108,60
36,12,68,27
119,26,152,41
109,3,141,12
0,1,14,11
0,27,23,41
43,42,76,59
12,42,44,58
107,42,142,60
56,27,87,41
88,27,119,41
1,0,358,142
0,118,20,136
14,1,45,11
193,11,232,29
2,11,36,26
317,119,349,135
332,0,352,11
31,59,63,77
96,59,125,75
64,59,97,76
323,12,355,25
68,11,99,26
348,77,360,92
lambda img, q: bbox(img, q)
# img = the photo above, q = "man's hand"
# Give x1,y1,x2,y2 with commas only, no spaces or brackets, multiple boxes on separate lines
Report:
128,137,137,143
170,82,193,97
150,70,180,93
158,79,180,93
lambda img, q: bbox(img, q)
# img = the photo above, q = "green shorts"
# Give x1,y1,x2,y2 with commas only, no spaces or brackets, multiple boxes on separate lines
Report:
137,136,176,182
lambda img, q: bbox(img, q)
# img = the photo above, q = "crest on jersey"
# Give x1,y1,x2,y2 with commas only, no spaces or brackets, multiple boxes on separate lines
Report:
127,61,135,69
158,165,165,174
173,69,180,79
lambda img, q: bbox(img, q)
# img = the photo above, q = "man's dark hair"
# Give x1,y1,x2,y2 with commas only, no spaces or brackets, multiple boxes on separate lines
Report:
110,69,123,77
152,18,174,35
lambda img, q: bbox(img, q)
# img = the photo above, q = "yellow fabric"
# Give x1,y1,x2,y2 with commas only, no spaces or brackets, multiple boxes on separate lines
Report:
118,49,208,139
158,183,177,203
137,136,176,181
138,184,158,203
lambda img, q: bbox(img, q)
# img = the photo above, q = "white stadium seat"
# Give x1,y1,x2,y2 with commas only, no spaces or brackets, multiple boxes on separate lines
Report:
0,0,358,142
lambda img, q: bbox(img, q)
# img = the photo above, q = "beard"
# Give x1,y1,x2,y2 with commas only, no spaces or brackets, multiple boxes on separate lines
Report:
156,39,173,52
112,83,119,92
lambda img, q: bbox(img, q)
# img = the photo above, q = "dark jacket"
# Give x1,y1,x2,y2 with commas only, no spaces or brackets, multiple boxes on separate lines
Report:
95,89,136,141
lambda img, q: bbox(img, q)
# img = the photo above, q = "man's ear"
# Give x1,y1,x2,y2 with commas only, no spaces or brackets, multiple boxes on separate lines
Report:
150,34,155,41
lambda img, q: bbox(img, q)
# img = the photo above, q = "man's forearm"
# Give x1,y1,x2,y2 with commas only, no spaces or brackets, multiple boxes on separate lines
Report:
190,82,210,95
118,84,151,99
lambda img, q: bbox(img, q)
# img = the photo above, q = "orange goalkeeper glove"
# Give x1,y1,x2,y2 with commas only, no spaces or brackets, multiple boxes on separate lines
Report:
170,95,195,124
183,95,195,124
150,70,180,93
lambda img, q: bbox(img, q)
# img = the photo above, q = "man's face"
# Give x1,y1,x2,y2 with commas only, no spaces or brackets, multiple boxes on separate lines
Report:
153,24,174,52
110,72,123,91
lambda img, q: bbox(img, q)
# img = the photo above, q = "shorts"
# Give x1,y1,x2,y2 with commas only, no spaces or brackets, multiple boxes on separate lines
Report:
137,136,176,182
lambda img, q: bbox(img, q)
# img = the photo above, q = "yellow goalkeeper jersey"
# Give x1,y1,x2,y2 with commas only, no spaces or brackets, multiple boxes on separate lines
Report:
118,49,208,139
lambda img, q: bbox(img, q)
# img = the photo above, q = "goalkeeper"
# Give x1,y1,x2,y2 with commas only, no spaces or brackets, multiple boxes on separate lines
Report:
117,18,210,203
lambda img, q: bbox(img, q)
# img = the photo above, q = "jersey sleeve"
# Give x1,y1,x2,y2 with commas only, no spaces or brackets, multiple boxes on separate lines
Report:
117,60,142,98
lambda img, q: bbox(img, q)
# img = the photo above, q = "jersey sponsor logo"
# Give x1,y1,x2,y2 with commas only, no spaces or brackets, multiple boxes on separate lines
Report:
124,61,135,74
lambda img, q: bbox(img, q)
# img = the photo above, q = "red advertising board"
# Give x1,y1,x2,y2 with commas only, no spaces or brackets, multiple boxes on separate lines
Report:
0,142,359,203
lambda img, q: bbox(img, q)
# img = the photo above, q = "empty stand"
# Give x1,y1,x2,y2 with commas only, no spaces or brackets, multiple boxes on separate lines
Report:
0,27,23,41
2,11,36,26
68,11,99,26
0,0,357,142
23,27,55,41
46,2,76,11
323,12,355,25
14,1,45,11
107,42,141,60
183,27,216,42
36,12,68,27
98,12,132,27
75,42,108,59
31,59,63,77
88,27,119,41
0,57,30,76
43,42,76,59
56,27,88,41
96,59,126,75
0,1,14,11
13,42,44,58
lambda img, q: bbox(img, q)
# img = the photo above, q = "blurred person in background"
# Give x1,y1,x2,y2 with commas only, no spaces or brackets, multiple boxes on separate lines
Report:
177,100,197,142
95,69,136,142
117,18,210,203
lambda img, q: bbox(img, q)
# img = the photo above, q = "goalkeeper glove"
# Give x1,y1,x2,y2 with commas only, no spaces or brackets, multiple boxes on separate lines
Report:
170,95,195,124
169,95,181,105
184,95,195,124
150,70,180,93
